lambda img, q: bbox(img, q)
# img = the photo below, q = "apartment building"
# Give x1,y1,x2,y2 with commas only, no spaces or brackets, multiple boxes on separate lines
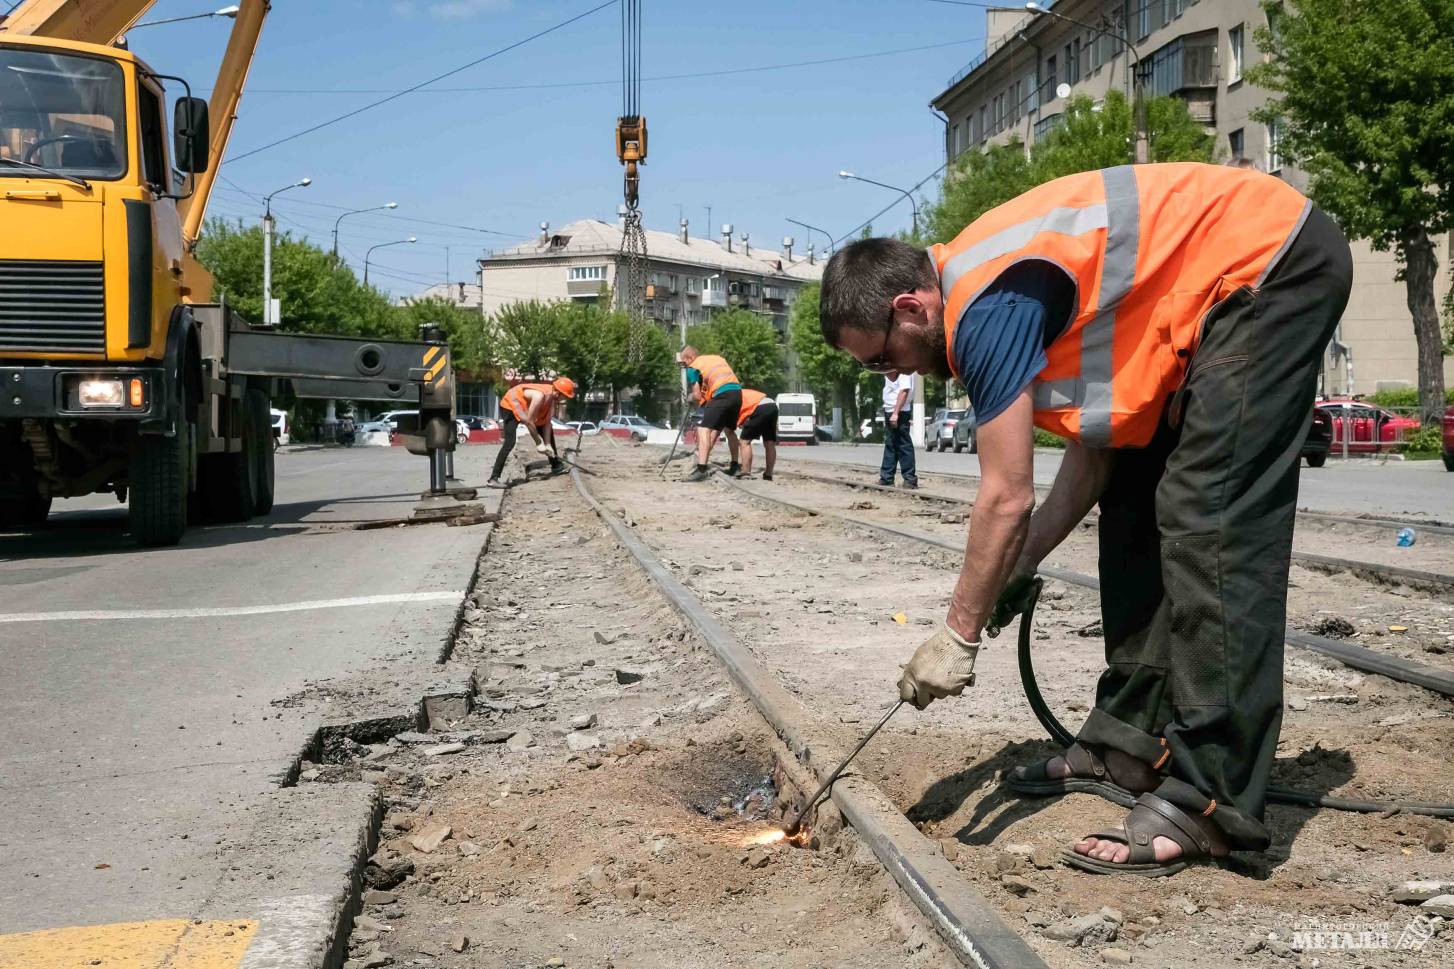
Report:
931,0,1451,393
477,218,824,338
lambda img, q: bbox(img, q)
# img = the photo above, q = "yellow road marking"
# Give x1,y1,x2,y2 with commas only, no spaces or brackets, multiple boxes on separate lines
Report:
0,919,257,969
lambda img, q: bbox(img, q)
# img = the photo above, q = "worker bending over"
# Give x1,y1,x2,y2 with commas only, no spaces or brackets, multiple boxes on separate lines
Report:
488,377,576,487
734,388,778,480
820,163,1352,877
679,346,741,482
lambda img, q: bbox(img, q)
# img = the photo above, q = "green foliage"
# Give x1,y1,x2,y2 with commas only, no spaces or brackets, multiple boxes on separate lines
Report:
492,300,565,381
922,91,1216,243
398,296,493,377
1404,423,1444,454
195,219,404,339
686,309,785,397
1033,428,1068,449
1366,387,1454,409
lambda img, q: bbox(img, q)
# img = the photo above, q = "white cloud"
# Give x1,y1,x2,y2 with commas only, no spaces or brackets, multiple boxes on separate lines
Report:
429,0,513,20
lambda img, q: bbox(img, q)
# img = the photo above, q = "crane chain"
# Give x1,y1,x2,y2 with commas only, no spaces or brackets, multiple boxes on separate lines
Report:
618,204,649,364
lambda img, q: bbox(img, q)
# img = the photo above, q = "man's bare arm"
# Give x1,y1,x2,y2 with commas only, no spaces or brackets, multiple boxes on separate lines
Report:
946,391,1036,641
1015,440,1115,574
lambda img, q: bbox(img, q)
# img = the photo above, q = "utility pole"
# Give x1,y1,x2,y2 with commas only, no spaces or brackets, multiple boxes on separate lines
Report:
261,177,310,325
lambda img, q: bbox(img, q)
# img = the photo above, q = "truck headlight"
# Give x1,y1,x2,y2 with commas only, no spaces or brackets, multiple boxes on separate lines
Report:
78,379,125,407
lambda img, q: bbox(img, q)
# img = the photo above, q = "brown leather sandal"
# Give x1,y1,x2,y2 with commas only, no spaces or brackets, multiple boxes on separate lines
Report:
1060,792,1230,877
1007,742,1162,808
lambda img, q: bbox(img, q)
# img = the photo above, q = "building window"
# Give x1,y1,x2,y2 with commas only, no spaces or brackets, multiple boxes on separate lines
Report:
1138,1,1152,40
1033,113,1063,142
1067,38,1081,84
1228,24,1244,83
1025,69,1039,113
1147,30,1218,96
568,265,605,281
1228,127,1244,161
950,122,960,157
1045,54,1057,96
1266,118,1283,172
1090,30,1104,71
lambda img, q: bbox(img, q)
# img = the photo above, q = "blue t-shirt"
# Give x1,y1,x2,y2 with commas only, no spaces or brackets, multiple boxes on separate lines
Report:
951,260,1075,425
685,366,741,398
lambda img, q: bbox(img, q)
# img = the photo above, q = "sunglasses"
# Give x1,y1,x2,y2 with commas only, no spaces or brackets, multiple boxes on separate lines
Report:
860,303,899,374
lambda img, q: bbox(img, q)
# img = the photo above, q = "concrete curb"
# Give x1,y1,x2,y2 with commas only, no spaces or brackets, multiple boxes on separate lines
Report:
569,469,1046,969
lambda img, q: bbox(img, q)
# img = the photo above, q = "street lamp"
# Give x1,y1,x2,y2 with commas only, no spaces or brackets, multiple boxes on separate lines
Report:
1025,2,1147,163
332,202,399,258
838,170,920,237
364,237,417,287
261,177,311,325
133,5,240,28
786,218,833,257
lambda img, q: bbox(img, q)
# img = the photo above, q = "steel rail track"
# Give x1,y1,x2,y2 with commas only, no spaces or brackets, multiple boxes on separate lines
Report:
568,469,1049,969
775,468,1454,598
718,475,1454,700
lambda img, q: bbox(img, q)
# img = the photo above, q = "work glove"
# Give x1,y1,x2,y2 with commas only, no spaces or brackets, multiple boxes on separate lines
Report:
897,625,980,710
535,441,555,457
985,572,1040,639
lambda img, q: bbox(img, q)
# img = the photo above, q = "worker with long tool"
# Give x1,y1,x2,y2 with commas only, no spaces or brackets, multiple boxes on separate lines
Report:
487,377,576,487
679,346,742,482
733,388,778,480
818,163,1353,877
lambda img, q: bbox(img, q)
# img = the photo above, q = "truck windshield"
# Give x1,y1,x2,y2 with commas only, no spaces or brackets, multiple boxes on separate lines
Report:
0,48,126,180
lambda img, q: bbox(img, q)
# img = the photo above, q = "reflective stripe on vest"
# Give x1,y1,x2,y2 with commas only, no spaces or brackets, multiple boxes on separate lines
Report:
934,163,1310,447
737,388,767,426
502,383,553,425
691,354,739,398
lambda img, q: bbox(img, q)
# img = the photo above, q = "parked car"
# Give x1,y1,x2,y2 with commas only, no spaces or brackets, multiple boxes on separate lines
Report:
950,407,980,453
455,418,471,444
776,392,818,444
1442,406,1454,472
925,408,968,451
1314,399,1420,453
269,408,290,448
1301,407,1332,467
600,414,658,441
567,421,598,435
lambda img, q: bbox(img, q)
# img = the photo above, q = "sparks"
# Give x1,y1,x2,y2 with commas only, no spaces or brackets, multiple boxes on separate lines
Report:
741,828,788,847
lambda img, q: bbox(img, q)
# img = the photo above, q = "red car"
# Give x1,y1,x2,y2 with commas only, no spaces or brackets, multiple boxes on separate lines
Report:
1314,399,1421,453
1442,406,1454,471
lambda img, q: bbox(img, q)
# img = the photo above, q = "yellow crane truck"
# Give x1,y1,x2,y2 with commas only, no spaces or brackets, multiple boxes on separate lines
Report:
0,0,458,545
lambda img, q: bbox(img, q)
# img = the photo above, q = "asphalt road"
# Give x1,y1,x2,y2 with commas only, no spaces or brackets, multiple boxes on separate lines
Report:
0,446,495,959
776,443,1454,521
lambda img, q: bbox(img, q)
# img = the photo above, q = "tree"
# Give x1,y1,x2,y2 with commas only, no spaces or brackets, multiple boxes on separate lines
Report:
922,91,1216,244
1249,0,1454,423
399,296,493,378
686,309,785,397
491,300,565,382
789,283,873,430
195,219,402,339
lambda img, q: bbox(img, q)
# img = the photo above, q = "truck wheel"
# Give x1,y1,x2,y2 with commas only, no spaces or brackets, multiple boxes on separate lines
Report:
0,491,51,529
130,425,190,546
203,400,259,522
250,389,275,515
1305,453,1327,468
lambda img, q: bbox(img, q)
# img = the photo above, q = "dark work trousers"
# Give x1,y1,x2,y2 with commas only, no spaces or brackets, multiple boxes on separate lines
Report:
1076,207,1353,851
879,410,918,485
490,413,555,481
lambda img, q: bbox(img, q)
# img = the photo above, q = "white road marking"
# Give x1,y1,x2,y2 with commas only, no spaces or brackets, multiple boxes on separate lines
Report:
0,591,463,624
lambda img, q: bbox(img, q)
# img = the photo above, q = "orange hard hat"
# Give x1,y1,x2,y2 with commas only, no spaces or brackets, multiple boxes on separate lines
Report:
552,376,577,399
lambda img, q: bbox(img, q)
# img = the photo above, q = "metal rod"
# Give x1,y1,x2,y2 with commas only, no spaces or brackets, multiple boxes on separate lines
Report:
782,699,905,835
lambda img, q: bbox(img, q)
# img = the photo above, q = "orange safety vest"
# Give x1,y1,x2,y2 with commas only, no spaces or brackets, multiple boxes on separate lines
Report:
689,354,739,402
736,389,768,426
930,163,1311,447
501,383,555,426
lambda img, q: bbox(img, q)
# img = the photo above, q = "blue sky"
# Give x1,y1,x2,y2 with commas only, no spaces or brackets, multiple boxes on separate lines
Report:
119,0,990,297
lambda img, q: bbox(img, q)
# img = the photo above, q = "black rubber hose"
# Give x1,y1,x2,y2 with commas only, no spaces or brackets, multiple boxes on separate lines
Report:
1014,585,1454,819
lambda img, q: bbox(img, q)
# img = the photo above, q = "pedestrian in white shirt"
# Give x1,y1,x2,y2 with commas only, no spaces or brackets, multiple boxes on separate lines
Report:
879,372,918,489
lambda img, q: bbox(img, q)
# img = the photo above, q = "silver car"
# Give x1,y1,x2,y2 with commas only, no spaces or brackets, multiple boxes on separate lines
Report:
925,408,968,452
950,407,980,453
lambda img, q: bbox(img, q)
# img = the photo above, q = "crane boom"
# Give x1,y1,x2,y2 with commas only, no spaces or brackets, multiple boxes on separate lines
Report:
180,0,269,246
0,0,157,44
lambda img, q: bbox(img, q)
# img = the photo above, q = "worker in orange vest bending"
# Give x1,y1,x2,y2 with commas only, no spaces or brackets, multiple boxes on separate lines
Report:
733,388,778,480
819,163,1353,877
488,377,576,487
679,346,742,482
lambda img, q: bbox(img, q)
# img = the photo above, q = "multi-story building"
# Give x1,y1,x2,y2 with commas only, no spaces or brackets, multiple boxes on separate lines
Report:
477,218,824,338
930,0,1451,394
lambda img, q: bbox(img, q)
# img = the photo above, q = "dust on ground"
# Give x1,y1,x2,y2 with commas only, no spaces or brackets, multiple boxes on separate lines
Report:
315,470,953,969
580,444,1454,968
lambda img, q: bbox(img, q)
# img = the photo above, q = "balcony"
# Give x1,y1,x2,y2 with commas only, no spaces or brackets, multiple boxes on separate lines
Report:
702,289,726,308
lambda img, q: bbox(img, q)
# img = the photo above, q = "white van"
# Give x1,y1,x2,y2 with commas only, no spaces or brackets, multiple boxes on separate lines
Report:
776,392,817,445
269,408,290,447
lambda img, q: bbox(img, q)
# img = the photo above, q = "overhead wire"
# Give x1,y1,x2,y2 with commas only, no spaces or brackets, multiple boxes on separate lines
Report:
224,0,617,164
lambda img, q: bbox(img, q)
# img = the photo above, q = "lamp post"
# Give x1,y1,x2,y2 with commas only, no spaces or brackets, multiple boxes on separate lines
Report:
838,171,919,237
332,202,399,259
261,177,310,325
364,237,416,287
133,5,240,28
786,218,833,258
1025,2,1147,163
